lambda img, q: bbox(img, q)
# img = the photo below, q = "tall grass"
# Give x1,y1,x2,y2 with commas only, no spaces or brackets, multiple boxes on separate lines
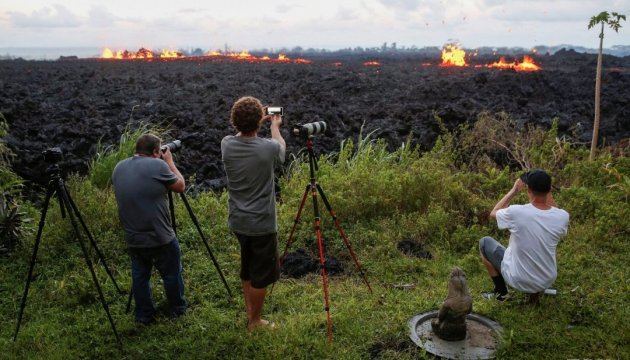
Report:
88,123,166,189
1,117,628,359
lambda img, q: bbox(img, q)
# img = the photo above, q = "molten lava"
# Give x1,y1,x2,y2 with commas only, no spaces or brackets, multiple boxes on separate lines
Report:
487,55,542,71
99,48,312,64
440,45,467,67
363,61,381,66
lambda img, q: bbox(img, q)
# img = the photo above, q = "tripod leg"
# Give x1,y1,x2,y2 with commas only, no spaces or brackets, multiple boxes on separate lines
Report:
179,193,233,300
125,287,133,314
310,182,333,343
14,188,54,342
279,184,310,265
168,191,177,236
316,183,372,293
57,183,122,346
63,184,123,294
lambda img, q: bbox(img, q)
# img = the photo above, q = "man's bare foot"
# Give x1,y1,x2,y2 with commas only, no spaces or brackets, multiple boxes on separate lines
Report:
247,319,277,331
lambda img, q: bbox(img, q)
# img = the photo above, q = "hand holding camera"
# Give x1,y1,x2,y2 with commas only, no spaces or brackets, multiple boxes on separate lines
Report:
264,106,283,127
160,140,182,165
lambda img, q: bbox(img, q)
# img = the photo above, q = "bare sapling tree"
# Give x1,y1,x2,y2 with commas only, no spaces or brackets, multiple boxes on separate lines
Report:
588,11,626,160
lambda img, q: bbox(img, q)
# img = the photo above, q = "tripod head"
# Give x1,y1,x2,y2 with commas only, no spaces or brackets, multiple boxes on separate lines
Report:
43,147,64,183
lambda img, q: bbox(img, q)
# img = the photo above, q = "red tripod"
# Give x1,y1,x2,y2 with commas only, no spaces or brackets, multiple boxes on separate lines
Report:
280,137,372,343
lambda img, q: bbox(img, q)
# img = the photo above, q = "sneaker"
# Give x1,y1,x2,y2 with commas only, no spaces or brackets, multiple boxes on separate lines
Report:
482,291,511,302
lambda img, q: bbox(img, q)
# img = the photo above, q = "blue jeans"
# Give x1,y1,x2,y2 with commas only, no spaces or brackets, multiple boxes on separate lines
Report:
129,239,187,323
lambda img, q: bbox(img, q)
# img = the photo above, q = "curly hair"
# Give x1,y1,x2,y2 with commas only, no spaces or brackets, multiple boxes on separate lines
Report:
230,96,264,134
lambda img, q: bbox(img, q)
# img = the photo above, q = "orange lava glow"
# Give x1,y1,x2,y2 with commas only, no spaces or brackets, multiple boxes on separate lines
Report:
440,44,467,67
99,48,312,64
363,61,381,66
487,55,542,71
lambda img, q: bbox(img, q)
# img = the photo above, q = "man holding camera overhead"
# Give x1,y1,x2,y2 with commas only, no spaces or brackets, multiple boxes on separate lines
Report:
221,96,286,330
112,134,187,325
479,170,569,304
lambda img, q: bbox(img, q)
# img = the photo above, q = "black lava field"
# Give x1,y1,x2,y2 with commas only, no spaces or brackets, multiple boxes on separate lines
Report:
1,50,629,191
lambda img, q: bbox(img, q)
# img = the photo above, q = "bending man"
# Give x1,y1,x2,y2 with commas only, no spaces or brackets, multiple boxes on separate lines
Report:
221,96,286,330
479,169,569,303
112,133,187,324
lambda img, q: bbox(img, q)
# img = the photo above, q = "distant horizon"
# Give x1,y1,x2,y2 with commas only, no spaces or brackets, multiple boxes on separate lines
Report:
1,43,629,61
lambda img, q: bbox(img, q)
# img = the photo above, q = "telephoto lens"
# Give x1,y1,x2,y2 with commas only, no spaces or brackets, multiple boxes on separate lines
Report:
161,140,182,153
293,121,327,139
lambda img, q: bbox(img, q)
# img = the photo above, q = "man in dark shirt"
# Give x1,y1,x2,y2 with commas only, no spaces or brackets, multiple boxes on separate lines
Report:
112,133,187,324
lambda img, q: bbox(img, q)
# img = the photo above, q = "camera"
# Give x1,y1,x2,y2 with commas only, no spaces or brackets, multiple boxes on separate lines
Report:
266,106,284,116
43,147,63,163
161,140,182,153
293,121,327,139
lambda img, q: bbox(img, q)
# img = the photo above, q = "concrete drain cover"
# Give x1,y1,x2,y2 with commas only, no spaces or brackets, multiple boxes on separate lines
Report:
408,310,502,359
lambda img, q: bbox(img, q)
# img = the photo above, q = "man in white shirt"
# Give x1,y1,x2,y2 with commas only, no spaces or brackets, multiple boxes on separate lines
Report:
479,170,570,303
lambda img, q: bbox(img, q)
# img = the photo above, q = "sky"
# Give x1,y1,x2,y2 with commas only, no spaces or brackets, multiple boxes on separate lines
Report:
0,0,629,51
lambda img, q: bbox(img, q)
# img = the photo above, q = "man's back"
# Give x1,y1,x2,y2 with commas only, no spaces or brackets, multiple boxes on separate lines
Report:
497,204,570,292
112,156,177,248
221,135,285,236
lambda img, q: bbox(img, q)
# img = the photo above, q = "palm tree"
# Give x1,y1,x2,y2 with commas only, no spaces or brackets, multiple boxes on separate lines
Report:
588,11,626,160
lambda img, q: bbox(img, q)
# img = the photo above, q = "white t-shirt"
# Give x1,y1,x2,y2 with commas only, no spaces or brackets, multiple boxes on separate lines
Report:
496,204,570,293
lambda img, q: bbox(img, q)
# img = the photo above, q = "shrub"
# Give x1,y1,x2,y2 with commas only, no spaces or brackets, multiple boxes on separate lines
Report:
0,114,30,253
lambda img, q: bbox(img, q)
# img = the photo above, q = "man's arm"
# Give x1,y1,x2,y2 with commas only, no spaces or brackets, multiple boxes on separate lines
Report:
489,178,524,219
161,148,185,193
269,114,286,151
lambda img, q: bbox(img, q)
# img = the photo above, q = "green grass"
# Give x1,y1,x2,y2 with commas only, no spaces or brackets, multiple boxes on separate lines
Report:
0,122,628,359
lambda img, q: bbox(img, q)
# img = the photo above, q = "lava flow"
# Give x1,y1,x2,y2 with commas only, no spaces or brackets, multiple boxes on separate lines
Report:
440,44,467,67
487,55,542,71
100,48,312,63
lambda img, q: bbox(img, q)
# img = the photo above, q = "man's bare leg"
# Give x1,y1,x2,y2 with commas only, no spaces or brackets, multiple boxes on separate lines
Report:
245,285,269,330
242,280,252,318
480,250,508,297
480,251,499,276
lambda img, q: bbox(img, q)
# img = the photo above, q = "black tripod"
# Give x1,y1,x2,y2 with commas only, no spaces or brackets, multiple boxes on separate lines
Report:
125,189,233,313
14,156,123,345
280,137,372,343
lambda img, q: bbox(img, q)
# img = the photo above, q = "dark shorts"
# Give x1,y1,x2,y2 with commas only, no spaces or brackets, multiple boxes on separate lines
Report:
235,232,280,289
479,236,505,272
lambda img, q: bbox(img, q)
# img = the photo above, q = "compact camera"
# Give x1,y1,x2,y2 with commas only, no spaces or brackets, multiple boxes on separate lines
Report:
266,106,284,116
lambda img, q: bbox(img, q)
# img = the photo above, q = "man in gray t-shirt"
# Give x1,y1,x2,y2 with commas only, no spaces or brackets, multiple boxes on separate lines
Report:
112,133,187,324
221,96,286,331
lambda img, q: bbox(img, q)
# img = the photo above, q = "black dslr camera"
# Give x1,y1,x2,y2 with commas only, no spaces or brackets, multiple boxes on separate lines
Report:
293,121,327,140
43,147,63,164
161,140,182,153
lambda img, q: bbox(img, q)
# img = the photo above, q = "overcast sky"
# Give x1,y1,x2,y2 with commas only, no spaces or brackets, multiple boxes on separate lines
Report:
1,0,629,50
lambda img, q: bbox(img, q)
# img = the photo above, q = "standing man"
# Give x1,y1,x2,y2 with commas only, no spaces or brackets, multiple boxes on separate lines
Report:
479,169,569,304
112,134,187,325
221,96,286,330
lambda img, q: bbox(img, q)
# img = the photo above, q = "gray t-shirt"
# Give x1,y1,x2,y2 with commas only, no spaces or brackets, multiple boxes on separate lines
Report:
112,156,178,248
221,135,285,236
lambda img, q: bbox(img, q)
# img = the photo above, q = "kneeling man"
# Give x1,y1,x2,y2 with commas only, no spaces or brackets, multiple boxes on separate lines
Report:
480,170,569,303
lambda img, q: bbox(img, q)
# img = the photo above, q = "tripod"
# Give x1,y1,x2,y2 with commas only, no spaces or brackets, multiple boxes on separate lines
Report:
280,137,372,343
125,189,233,313
14,160,123,345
